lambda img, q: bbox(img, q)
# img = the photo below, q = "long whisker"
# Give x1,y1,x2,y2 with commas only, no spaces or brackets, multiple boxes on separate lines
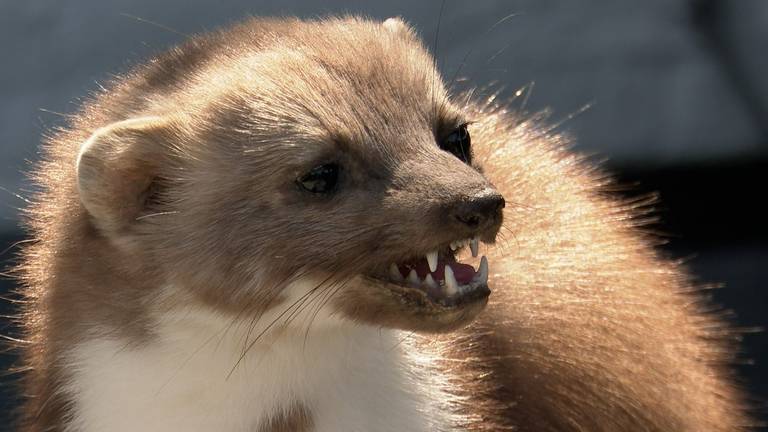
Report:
236,226,389,353
119,13,191,38
431,0,447,122
227,223,394,376
135,211,180,221
299,255,373,349
447,12,521,93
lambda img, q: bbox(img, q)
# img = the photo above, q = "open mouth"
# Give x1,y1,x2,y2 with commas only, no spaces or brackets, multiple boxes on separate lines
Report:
371,236,491,308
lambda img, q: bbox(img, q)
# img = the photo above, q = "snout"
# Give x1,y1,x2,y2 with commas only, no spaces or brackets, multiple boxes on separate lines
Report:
445,189,505,240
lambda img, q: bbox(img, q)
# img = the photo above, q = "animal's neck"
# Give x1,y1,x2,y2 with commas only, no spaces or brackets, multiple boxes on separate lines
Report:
64,288,443,432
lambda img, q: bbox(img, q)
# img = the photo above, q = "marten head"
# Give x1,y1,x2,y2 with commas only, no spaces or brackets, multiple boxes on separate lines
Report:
74,17,504,334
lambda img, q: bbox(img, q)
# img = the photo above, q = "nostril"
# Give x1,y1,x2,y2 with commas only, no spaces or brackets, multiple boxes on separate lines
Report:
455,213,481,228
450,190,505,230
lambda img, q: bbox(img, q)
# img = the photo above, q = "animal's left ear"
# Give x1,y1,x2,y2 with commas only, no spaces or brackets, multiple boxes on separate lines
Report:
382,17,416,38
76,116,175,235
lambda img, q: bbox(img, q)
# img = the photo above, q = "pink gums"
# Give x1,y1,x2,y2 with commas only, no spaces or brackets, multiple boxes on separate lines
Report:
399,260,476,285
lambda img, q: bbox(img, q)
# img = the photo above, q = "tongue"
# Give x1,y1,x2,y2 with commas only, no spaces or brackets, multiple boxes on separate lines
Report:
400,260,476,285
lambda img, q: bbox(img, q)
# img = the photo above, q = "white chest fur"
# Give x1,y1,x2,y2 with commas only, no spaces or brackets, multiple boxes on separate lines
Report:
62,286,448,432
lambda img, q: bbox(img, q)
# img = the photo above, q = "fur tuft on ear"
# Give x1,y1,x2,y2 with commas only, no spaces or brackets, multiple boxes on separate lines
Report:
76,116,173,234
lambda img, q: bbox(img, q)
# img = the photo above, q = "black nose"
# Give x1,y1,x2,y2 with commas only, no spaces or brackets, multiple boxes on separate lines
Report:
450,190,505,231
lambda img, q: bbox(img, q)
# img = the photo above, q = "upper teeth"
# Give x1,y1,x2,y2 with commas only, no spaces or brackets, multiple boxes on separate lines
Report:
387,254,490,300
385,237,490,300
426,251,438,272
450,239,466,251
470,237,479,257
427,236,480,273
450,237,478,252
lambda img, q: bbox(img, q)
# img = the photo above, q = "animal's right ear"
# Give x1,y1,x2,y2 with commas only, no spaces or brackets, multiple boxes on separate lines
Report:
76,116,174,235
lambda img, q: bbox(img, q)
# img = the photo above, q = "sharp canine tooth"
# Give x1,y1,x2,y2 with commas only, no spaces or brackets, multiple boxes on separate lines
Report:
426,251,438,272
424,273,437,289
389,263,402,281
450,241,458,251
477,256,489,284
470,237,479,257
407,269,420,287
444,265,458,296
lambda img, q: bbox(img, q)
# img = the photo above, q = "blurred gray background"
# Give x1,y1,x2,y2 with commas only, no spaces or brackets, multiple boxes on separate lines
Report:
1,0,766,428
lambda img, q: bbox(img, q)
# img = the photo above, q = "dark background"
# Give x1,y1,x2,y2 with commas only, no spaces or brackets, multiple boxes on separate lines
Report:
1,0,766,429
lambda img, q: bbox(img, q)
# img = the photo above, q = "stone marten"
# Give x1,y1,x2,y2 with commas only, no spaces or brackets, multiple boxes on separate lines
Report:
12,16,751,431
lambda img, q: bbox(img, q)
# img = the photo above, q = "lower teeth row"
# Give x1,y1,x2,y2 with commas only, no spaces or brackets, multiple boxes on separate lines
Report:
388,256,489,298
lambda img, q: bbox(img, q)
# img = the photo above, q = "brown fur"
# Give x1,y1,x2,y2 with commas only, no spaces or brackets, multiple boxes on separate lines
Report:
11,15,752,431
414,106,753,430
257,403,313,432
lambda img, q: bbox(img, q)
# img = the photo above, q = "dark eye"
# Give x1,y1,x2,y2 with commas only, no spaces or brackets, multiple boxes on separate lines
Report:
297,163,340,194
440,124,471,163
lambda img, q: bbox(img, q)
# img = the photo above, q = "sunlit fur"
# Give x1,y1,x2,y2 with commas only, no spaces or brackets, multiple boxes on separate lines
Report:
12,16,751,431
411,102,752,430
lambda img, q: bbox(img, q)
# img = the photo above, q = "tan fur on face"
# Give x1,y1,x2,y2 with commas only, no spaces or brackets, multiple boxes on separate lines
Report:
12,15,753,431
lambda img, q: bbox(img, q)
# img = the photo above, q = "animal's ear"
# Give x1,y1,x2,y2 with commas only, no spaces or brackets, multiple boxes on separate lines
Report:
76,116,174,234
382,17,416,38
